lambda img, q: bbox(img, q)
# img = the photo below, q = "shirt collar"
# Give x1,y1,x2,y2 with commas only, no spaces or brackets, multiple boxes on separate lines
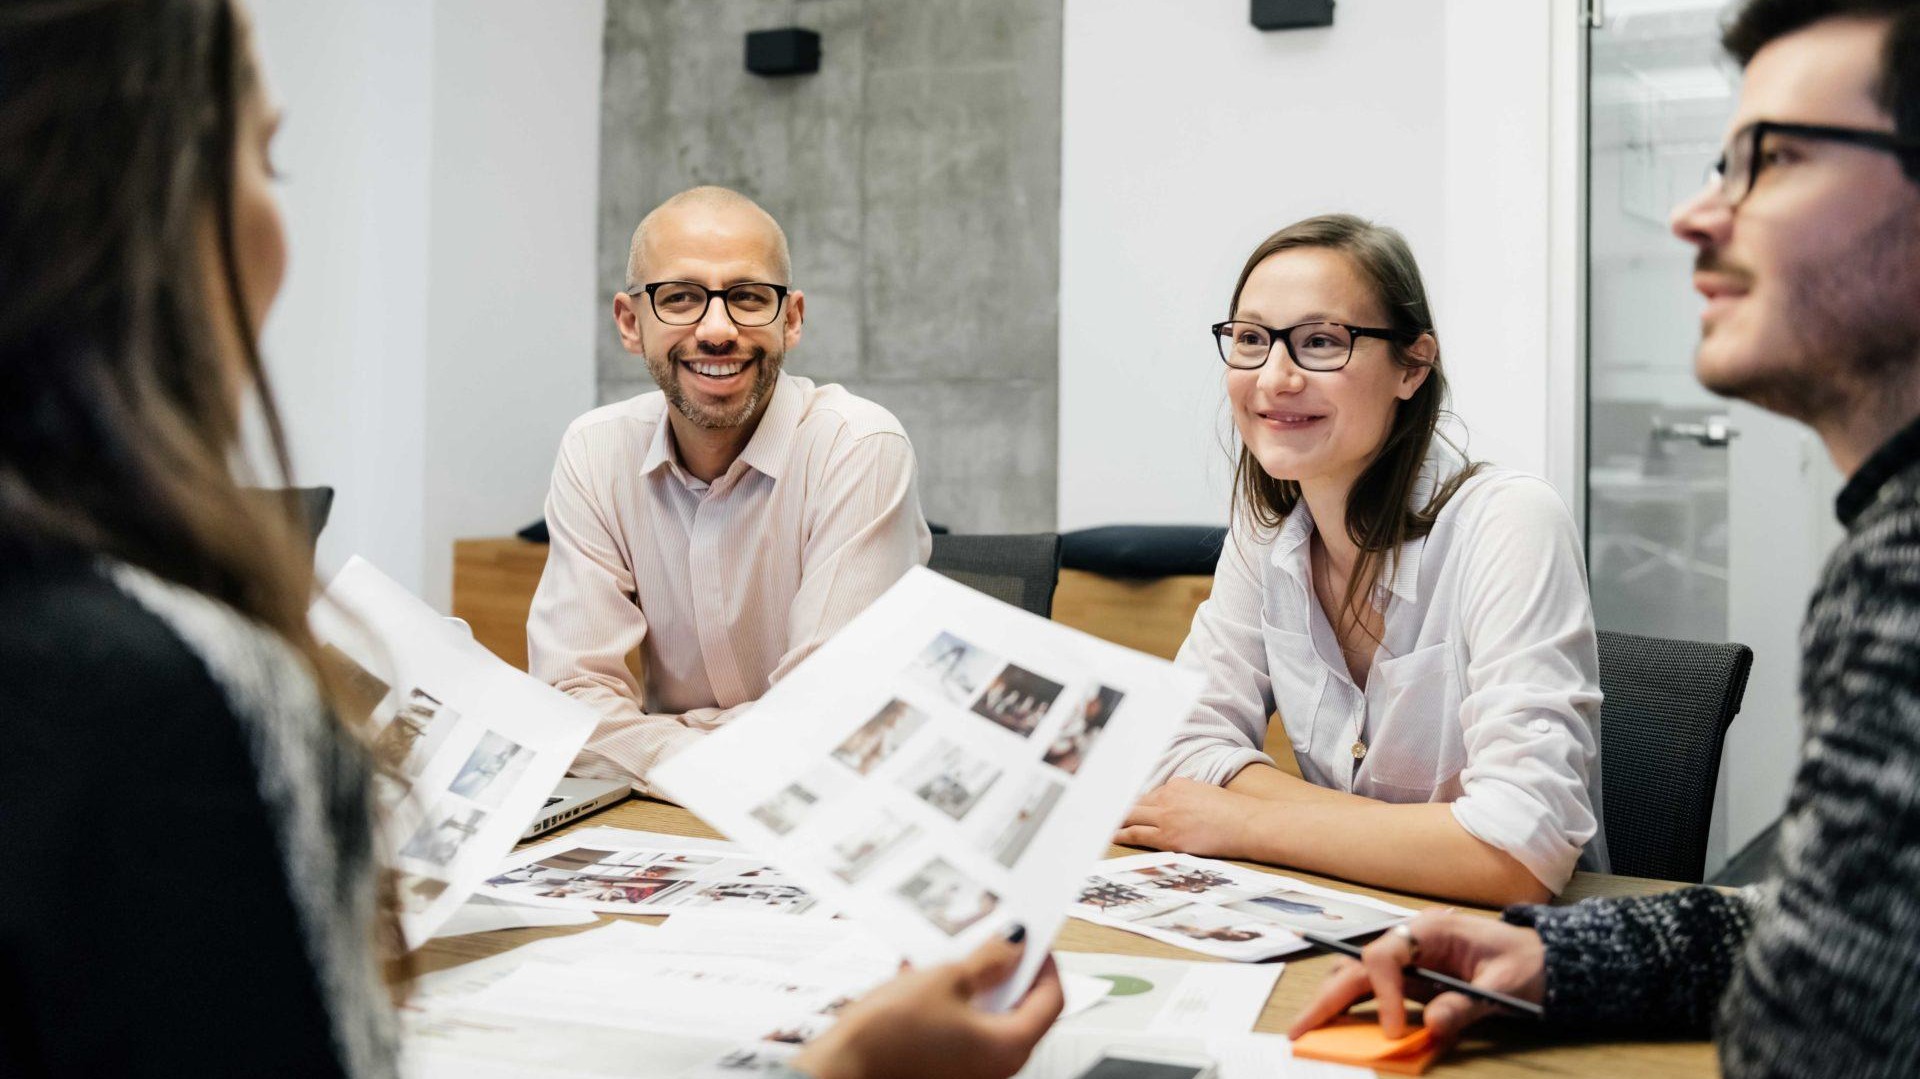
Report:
735,374,802,482
637,374,803,484
640,405,677,477
1836,410,1920,528
1266,433,1464,604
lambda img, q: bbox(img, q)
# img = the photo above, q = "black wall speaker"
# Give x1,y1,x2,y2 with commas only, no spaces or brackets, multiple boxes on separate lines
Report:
1251,0,1335,31
745,28,821,76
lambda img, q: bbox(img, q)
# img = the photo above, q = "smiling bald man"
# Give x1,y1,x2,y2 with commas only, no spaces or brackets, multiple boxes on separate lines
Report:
528,186,931,792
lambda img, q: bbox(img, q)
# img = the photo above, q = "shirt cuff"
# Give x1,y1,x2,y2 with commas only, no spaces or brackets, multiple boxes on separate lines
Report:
1502,886,1755,1032
1449,782,1583,894
571,723,708,798
1169,743,1277,789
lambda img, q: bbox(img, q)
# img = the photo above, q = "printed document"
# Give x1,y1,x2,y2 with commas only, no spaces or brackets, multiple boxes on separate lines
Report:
312,556,595,947
475,827,824,918
652,567,1204,1009
1072,853,1414,961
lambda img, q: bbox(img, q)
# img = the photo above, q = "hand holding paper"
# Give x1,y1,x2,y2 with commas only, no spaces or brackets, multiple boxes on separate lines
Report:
792,932,1065,1079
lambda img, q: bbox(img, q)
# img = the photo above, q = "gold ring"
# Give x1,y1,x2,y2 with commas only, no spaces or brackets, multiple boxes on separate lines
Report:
1392,923,1421,962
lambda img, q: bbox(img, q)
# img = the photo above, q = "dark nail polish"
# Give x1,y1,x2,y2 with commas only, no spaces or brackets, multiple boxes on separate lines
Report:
1004,923,1027,944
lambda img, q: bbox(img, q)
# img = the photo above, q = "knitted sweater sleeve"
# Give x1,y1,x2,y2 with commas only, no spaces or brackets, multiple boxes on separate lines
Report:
1501,885,1760,1033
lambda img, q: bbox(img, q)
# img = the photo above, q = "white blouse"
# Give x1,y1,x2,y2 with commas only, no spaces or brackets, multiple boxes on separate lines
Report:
1152,447,1608,892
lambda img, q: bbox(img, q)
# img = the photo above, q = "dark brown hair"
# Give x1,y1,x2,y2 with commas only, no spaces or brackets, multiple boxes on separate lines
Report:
1725,0,1920,182
0,0,314,646
1227,214,1479,636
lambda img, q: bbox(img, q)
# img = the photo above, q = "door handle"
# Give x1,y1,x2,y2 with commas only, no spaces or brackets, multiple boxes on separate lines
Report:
1652,415,1739,448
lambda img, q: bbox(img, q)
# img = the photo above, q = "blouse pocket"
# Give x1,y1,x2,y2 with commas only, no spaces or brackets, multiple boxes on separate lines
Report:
1260,618,1325,757
1360,640,1466,795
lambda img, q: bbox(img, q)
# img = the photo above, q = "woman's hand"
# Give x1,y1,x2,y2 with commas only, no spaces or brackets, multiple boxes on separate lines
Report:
790,932,1064,1079
1115,777,1267,859
1287,909,1547,1044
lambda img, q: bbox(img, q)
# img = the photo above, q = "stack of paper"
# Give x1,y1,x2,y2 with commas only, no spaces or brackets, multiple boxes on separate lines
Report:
475,827,825,918
652,567,1205,1009
403,915,899,1078
1072,853,1414,961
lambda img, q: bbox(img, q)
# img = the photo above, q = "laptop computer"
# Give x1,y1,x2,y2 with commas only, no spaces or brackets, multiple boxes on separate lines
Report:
523,776,631,840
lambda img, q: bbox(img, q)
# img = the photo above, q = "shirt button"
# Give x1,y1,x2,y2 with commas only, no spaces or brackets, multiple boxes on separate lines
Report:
1530,718,1552,734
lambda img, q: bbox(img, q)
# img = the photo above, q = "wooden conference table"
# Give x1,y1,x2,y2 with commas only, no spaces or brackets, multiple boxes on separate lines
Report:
418,797,1719,1078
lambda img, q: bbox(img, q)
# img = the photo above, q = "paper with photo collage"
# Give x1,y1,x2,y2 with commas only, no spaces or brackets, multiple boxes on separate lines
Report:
1071,852,1416,961
311,556,595,949
651,566,1205,1012
475,826,829,918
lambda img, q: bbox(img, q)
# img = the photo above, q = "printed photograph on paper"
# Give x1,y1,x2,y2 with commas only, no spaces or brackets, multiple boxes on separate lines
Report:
830,699,930,776
895,857,1000,936
446,729,535,808
900,739,1003,821
373,687,461,778
396,872,449,915
826,810,922,884
1223,889,1406,936
750,782,820,836
969,663,1066,737
398,803,489,868
976,772,1065,868
903,631,1003,707
1113,861,1276,903
319,643,391,728
1134,904,1289,948
1042,685,1125,774
1074,877,1190,921
678,881,818,916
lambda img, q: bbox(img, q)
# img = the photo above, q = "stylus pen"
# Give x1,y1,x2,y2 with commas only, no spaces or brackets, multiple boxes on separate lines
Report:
1299,930,1546,1019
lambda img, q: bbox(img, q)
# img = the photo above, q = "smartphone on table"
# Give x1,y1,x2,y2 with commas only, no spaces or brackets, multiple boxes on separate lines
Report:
1069,1049,1217,1079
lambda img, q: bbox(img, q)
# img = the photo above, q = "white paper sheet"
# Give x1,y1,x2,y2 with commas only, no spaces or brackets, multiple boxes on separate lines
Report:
474,827,827,918
1055,952,1281,1035
1014,1030,1374,1079
429,895,600,939
652,567,1204,1010
1070,853,1415,961
402,917,890,1079
312,556,596,947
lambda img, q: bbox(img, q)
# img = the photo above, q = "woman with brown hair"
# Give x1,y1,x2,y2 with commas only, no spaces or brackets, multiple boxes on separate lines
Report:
0,2,1056,1075
1119,215,1606,907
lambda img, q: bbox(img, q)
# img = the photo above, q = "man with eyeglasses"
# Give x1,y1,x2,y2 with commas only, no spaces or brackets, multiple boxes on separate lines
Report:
1293,1,1920,1075
528,185,930,791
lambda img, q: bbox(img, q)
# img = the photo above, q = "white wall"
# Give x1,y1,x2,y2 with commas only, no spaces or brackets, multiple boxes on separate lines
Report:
422,1,603,610
252,0,603,608
1059,0,1578,529
254,0,434,591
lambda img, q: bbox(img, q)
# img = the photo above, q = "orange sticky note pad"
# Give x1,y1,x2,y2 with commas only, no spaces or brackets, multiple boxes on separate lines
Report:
1291,1017,1443,1075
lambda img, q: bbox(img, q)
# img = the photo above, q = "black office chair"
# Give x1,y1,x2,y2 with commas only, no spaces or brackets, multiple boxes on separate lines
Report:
246,485,335,551
1597,629,1754,883
927,533,1061,618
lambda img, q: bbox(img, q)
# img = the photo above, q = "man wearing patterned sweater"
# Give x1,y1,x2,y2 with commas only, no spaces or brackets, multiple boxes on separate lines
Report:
1292,2,1920,1075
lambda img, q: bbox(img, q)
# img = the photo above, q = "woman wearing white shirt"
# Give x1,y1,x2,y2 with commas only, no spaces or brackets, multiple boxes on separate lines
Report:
1118,215,1606,906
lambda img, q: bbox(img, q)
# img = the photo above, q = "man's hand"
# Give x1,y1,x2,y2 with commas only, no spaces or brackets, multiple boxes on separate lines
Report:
1288,909,1548,1044
1114,777,1264,858
790,932,1064,1079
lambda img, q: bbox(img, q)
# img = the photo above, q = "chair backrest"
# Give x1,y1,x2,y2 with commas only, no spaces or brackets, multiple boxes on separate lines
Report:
1597,629,1754,883
927,533,1061,618
292,486,335,548
245,486,335,551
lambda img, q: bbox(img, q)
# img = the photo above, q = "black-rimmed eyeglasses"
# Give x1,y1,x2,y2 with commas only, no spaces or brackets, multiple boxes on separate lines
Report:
629,280,790,327
1210,319,1411,372
1710,119,1920,207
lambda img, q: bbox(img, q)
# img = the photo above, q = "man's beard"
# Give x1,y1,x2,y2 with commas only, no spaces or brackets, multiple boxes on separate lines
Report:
1698,204,1920,424
646,340,783,430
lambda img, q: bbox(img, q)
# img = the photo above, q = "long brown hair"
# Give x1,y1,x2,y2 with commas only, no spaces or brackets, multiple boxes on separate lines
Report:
1227,214,1480,634
0,0,317,658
